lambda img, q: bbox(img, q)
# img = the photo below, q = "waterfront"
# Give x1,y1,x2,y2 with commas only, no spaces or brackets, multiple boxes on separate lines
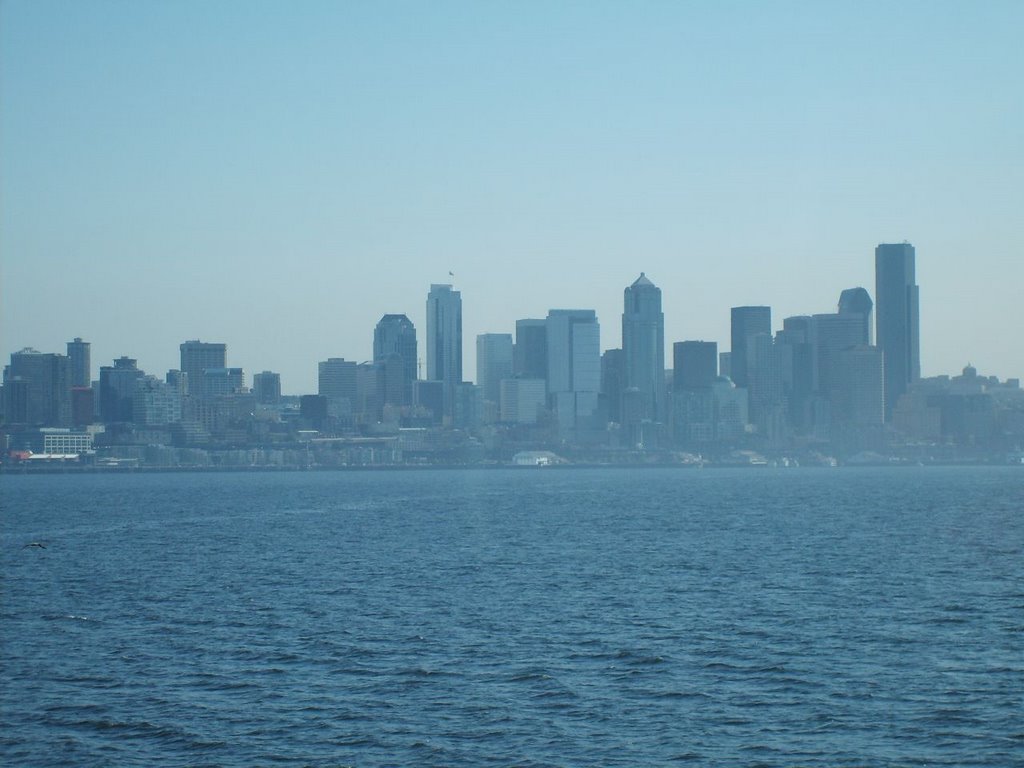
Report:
2,467,1022,766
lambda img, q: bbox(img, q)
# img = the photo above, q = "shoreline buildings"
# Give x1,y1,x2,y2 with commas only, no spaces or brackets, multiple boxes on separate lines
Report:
3,243,1023,467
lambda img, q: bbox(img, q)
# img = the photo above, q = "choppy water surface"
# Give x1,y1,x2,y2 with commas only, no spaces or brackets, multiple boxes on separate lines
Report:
2,467,1022,767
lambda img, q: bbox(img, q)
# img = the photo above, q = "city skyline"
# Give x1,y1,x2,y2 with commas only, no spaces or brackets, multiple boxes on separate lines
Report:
2,3,1022,392
4,247,1021,465
3,248,1021,398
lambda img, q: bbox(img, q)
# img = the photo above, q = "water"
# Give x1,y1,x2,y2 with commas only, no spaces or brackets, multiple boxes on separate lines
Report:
2,467,1022,767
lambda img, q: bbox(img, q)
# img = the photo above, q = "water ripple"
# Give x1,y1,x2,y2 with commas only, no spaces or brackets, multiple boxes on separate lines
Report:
2,467,1022,767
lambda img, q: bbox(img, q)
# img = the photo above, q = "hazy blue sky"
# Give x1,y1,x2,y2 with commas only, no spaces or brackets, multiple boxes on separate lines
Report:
2,1,1021,393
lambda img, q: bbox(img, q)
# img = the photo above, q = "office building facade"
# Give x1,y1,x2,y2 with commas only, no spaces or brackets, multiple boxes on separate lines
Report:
476,333,513,407
546,309,601,438
99,356,144,423
514,319,548,381
837,287,873,346
319,358,357,405
499,378,547,425
253,371,282,405
673,341,718,391
3,348,72,426
730,306,772,388
180,340,227,398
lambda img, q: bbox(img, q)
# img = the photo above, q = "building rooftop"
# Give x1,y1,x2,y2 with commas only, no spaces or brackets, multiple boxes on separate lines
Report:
631,272,655,288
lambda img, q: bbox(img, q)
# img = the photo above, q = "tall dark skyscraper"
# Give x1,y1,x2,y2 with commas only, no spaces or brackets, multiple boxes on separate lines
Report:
730,306,771,388
622,273,666,422
426,284,462,420
373,314,418,406
601,348,625,424
875,243,920,419
514,319,548,381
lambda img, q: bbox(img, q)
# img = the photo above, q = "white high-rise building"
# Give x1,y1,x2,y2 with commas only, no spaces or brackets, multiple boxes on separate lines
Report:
133,374,183,426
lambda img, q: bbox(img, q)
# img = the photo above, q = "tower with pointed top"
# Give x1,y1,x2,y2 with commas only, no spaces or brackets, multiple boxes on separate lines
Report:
622,273,666,424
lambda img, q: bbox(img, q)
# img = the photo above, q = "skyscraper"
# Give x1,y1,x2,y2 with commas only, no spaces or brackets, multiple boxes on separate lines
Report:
671,341,717,447
202,368,245,397
777,316,814,432
70,386,94,427
673,341,718,391
355,362,382,422
837,287,874,346
132,375,183,427
746,331,786,438
730,306,771,388
830,344,886,453
318,358,357,404
811,313,868,395
499,378,546,424
831,345,885,427
601,348,625,424
373,314,418,406
67,338,91,388
3,348,72,426
546,309,601,438
622,273,666,422
426,284,462,420
476,333,513,407
99,356,144,423
180,340,227,398
875,243,920,419
514,319,548,381
253,371,282,405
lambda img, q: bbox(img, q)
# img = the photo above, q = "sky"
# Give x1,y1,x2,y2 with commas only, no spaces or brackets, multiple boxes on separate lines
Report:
2,1,1021,394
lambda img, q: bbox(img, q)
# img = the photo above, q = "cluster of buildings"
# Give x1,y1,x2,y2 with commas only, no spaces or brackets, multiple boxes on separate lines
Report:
3,243,1022,469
